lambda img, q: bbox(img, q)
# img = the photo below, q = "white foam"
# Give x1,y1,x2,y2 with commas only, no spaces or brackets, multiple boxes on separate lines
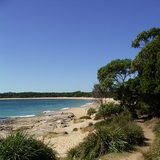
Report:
61,107,69,110
43,110,52,113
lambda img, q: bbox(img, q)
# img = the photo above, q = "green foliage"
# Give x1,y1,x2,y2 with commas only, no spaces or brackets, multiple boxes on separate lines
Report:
67,147,81,160
123,122,144,146
132,27,160,48
132,35,160,73
97,103,122,119
67,114,144,160
0,132,57,160
87,108,96,116
92,84,107,98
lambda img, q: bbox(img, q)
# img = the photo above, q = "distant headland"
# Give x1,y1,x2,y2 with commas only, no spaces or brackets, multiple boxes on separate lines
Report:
0,91,92,99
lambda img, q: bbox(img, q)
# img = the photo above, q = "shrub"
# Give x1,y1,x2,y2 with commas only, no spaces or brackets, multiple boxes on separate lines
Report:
123,122,144,146
67,147,81,160
94,112,102,120
73,128,78,131
97,103,122,119
0,132,57,160
94,119,113,129
64,131,68,134
87,108,96,116
94,112,132,129
79,116,91,119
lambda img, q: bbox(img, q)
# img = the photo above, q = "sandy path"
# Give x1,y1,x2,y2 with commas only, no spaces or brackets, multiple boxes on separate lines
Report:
49,131,88,157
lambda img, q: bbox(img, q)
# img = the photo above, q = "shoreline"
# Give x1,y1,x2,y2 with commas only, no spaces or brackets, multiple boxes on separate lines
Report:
0,101,96,120
0,97,95,100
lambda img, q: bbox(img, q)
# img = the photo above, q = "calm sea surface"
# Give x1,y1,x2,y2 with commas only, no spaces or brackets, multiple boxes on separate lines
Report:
0,99,93,118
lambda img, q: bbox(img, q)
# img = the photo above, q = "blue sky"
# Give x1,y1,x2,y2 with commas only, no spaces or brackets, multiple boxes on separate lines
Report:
0,0,160,92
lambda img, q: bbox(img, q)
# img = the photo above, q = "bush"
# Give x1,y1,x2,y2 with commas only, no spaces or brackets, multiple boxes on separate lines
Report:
0,132,57,160
87,108,96,116
94,112,102,120
97,103,122,119
94,112,132,129
67,147,81,160
79,116,91,119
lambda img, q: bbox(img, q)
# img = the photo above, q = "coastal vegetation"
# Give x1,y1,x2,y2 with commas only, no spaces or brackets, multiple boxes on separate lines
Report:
87,108,96,116
96,103,122,119
67,27,160,160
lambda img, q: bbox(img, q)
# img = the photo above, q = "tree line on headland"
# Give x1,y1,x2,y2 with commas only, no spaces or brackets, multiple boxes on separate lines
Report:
0,91,92,98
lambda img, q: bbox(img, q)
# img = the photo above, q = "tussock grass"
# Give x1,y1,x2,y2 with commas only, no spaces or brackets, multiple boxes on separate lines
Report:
0,132,57,160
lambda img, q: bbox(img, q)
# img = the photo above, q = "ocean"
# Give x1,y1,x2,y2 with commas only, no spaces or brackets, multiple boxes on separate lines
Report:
0,99,93,118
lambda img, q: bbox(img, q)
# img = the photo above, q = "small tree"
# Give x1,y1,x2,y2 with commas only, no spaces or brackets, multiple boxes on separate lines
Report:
98,103,122,119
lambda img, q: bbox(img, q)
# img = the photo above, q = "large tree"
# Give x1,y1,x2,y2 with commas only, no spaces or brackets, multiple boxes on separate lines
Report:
128,27,160,117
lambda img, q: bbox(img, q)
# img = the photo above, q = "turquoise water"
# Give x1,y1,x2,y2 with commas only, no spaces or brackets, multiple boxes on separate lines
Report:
0,99,93,118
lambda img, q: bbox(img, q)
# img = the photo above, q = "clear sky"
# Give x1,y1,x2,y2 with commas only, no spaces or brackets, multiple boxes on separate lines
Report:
0,0,160,92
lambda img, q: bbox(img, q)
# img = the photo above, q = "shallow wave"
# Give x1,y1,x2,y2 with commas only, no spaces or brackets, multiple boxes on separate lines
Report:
9,115,35,118
81,102,94,108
